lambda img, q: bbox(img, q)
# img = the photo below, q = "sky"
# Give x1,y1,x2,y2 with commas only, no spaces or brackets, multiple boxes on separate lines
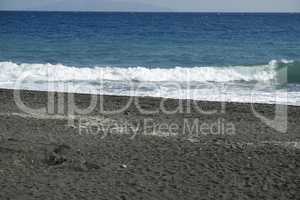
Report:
0,0,299,12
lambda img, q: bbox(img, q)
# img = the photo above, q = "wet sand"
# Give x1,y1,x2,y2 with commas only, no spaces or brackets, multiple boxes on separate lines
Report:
0,88,299,199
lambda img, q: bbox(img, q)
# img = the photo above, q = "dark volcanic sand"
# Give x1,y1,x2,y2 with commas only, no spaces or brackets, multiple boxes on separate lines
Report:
0,88,299,199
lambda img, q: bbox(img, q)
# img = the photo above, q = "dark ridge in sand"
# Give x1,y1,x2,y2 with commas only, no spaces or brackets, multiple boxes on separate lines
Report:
0,88,299,199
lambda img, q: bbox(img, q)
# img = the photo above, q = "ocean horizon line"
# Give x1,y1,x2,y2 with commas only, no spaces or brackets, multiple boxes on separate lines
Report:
0,10,299,14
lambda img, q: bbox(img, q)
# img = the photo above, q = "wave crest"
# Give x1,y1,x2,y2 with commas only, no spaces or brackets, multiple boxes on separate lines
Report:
1,60,295,83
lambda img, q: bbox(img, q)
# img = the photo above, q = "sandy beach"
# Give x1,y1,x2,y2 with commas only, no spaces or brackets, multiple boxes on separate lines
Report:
0,88,298,199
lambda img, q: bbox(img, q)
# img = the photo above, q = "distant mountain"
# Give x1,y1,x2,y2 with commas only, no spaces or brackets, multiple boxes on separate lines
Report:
31,0,169,12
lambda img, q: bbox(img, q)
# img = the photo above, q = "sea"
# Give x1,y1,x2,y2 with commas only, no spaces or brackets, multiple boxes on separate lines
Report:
1,11,300,105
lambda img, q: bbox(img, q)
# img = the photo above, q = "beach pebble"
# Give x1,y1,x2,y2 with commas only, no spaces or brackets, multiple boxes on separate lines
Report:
120,164,127,169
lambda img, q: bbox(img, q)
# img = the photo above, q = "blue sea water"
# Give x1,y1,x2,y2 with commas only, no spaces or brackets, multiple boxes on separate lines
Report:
1,11,300,105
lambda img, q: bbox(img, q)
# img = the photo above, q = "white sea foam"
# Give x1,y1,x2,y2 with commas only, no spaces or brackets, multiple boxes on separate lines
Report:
0,60,299,106
0,61,281,83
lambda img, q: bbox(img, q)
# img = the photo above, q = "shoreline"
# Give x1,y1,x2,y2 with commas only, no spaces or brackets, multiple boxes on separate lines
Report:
0,88,299,199
3,86,300,107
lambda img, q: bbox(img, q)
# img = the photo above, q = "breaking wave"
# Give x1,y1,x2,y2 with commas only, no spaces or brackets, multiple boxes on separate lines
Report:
0,59,298,84
0,59,300,106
